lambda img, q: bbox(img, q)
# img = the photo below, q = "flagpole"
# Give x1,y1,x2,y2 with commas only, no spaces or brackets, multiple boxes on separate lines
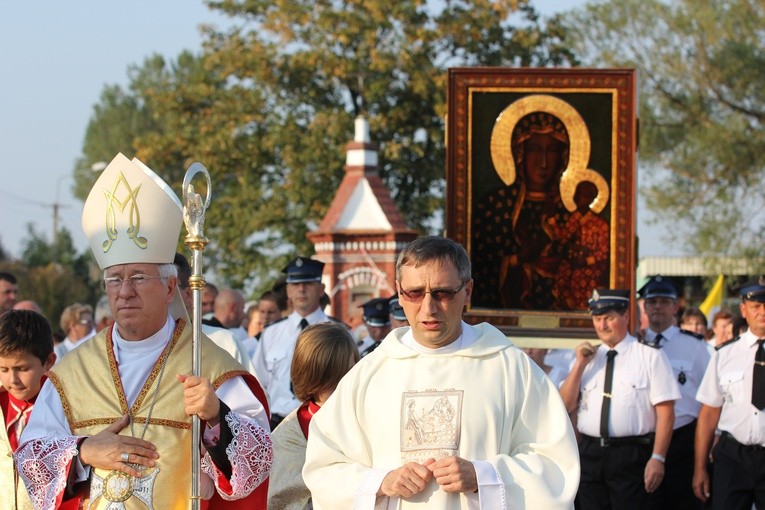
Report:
182,163,212,510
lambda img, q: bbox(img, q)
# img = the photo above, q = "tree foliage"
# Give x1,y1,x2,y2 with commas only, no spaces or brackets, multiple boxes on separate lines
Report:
2,225,98,330
76,0,575,293
562,0,765,260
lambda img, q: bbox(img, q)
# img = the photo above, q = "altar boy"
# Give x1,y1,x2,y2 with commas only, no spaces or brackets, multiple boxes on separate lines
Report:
0,310,56,509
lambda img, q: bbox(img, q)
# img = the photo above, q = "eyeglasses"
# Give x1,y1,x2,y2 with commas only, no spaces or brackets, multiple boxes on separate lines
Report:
399,281,468,303
103,274,163,291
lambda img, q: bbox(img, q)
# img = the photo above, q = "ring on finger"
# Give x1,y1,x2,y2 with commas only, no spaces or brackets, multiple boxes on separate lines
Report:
121,452,130,463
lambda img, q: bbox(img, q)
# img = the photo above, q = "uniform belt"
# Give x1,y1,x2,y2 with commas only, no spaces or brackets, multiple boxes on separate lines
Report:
582,433,654,447
721,431,765,451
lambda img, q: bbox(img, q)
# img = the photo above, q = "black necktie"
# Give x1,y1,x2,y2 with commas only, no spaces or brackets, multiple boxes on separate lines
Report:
600,350,618,438
654,333,665,347
752,339,765,409
299,318,309,331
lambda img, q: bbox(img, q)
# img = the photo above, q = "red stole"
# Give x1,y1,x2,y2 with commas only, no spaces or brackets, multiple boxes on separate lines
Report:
297,400,320,439
0,377,43,451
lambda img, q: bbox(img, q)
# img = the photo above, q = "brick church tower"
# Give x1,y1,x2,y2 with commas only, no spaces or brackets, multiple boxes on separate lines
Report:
307,116,417,326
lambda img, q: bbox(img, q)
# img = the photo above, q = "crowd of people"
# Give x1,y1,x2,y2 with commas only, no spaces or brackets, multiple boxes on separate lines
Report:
0,151,763,510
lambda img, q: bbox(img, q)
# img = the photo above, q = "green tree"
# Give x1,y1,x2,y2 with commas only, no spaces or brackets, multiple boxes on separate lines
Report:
76,0,575,291
22,224,91,273
14,224,99,326
562,0,765,261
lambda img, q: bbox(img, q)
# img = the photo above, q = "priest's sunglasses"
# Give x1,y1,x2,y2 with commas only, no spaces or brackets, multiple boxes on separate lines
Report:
399,281,468,303
103,274,163,291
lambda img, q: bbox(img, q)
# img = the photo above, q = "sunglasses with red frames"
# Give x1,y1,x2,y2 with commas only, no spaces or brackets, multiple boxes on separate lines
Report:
398,281,468,303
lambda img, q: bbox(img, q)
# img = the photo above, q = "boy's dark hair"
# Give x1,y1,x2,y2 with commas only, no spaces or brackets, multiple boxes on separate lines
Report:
0,310,54,363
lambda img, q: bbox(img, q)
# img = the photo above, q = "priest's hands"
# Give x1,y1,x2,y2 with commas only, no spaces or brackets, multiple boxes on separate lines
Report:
378,461,434,498
79,415,159,477
378,456,478,499
177,374,220,426
427,456,478,493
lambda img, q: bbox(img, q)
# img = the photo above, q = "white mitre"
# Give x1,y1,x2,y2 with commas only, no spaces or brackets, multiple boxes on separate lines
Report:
82,153,183,269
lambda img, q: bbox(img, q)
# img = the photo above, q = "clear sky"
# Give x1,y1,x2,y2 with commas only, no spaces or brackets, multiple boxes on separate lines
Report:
0,0,670,261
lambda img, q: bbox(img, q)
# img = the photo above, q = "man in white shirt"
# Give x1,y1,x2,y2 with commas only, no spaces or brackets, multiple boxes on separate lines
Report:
559,288,680,510
303,236,579,509
694,276,765,509
639,275,710,510
252,256,333,429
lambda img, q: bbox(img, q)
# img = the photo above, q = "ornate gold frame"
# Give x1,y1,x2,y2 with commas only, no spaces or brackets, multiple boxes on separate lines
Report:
446,68,637,342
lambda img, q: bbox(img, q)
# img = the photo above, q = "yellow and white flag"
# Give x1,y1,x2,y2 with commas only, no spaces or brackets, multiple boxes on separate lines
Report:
700,274,725,318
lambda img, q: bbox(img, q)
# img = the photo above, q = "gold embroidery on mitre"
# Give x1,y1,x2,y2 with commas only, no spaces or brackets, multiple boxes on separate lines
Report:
102,171,148,253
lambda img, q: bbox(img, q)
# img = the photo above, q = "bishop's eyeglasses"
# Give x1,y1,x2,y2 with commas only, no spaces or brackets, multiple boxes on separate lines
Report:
103,274,163,291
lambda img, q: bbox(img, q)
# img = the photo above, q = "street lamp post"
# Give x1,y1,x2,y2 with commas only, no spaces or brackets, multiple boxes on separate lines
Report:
50,162,107,258
52,174,71,249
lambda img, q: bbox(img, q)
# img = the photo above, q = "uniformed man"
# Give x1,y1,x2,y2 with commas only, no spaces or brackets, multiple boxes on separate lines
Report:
559,289,680,509
358,297,391,357
389,295,409,328
693,276,765,509
639,275,710,509
252,256,331,429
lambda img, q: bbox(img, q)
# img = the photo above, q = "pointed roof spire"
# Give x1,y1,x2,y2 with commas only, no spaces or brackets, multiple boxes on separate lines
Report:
346,116,377,168
313,116,412,233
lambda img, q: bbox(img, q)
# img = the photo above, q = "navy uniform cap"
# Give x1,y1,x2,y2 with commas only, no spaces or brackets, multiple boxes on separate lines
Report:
389,295,406,321
361,297,390,327
739,276,765,302
282,256,324,283
637,275,677,300
588,289,630,315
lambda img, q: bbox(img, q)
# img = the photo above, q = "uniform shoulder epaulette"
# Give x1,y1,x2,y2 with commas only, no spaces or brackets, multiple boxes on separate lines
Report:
638,338,661,349
679,328,705,340
715,336,741,351
263,316,288,329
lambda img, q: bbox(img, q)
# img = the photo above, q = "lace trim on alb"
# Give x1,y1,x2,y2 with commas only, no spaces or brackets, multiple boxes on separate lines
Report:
15,436,83,510
201,411,272,500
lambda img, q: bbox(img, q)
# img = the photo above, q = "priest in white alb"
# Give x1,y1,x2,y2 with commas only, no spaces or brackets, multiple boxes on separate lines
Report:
15,153,272,509
303,236,579,509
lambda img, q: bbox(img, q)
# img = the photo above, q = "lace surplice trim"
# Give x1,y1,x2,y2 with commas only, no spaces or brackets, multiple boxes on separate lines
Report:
15,436,83,510
201,411,273,501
